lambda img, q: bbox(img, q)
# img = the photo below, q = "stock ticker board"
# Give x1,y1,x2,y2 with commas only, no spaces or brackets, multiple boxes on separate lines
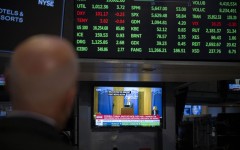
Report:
74,0,239,61
0,0,64,52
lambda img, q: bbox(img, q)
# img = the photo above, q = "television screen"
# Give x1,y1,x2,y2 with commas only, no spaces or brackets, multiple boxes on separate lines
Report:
0,102,12,118
184,105,192,116
184,105,202,116
93,86,163,127
229,84,240,91
0,75,5,86
0,0,65,52
74,0,240,61
0,75,10,102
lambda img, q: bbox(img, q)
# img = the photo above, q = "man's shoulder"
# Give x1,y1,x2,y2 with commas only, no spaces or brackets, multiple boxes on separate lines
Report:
0,117,54,129
0,117,58,137
0,117,74,150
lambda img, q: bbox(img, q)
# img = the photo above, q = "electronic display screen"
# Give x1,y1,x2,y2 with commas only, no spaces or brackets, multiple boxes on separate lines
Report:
93,86,162,127
184,105,202,115
0,75,4,86
0,0,65,52
75,0,239,61
229,84,240,91
0,103,12,118
0,75,9,102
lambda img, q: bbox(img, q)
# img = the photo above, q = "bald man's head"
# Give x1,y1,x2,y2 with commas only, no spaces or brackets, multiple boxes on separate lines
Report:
6,35,79,129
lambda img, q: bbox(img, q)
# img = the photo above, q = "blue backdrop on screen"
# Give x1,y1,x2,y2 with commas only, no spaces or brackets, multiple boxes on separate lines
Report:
97,87,113,114
184,105,202,115
151,88,162,116
0,0,65,52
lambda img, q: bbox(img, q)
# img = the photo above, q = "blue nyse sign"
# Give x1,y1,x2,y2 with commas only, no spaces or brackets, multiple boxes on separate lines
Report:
38,0,54,7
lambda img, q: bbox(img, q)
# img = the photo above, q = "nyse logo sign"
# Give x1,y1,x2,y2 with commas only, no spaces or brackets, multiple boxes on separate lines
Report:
38,0,54,7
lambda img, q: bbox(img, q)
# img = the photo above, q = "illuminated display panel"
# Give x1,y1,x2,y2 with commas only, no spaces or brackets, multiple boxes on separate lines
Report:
93,86,163,128
184,105,202,116
0,0,65,52
0,102,12,117
75,0,239,61
0,75,4,86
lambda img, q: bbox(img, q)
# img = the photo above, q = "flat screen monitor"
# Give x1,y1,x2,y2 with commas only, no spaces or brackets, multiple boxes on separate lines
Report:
0,75,10,102
74,0,240,61
93,85,163,128
0,102,12,118
184,105,202,116
228,84,240,91
0,75,5,86
0,0,65,52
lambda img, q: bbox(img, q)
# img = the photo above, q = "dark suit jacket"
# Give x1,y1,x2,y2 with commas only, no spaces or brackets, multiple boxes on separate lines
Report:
0,117,73,150
151,110,159,115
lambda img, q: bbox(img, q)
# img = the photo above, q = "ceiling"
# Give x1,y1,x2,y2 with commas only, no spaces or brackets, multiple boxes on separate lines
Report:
1,53,240,82
78,59,240,82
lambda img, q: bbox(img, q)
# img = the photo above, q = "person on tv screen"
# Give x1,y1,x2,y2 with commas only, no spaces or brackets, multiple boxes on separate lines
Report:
126,97,133,108
152,106,159,116
192,105,201,115
0,35,79,150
